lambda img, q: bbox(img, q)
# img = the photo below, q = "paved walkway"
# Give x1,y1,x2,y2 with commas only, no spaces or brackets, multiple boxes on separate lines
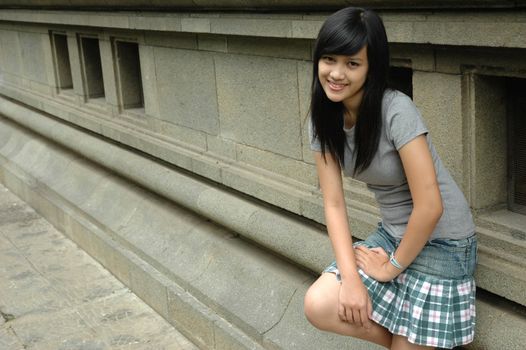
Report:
0,183,199,350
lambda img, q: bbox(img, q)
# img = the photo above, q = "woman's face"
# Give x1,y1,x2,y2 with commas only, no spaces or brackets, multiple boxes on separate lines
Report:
317,46,369,111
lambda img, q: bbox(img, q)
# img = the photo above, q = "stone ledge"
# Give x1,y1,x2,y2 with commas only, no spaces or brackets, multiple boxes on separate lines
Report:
0,9,526,48
0,0,522,10
1,112,525,350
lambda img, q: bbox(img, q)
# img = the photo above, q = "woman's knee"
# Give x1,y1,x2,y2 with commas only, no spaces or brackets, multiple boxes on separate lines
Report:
304,275,337,328
303,284,320,324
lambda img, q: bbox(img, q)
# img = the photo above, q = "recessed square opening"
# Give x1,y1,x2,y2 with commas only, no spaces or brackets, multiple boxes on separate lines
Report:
113,40,144,112
79,35,105,101
389,66,413,98
507,77,526,215
50,32,73,92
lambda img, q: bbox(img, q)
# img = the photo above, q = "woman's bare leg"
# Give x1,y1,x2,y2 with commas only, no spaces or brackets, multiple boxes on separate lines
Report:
390,334,436,350
304,272,392,349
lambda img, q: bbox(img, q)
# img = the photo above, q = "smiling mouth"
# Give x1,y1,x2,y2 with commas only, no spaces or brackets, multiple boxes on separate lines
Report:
328,81,348,91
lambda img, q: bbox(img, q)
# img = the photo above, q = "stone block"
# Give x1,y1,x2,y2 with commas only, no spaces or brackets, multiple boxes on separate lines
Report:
195,187,257,234
383,20,415,45
291,19,323,39
29,80,53,95
167,287,217,349
197,33,227,52
410,14,526,49
469,74,507,209
214,320,265,350
86,12,130,29
191,155,222,183
139,45,160,118
66,32,85,98
0,29,22,76
18,31,48,84
188,225,307,336
436,46,526,75
144,31,197,50
297,61,314,164
98,38,119,106
129,13,183,31
227,36,311,60
181,17,211,33
211,17,292,38
129,258,170,319
215,54,302,159
154,47,219,134
206,135,236,160
412,71,464,188
76,175,142,235
390,44,435,72
475,252,526,306
246,208,333,273
40,32,57,89
235,143,317,186
221,166,301,214
157,120,208,150
468,293,526,349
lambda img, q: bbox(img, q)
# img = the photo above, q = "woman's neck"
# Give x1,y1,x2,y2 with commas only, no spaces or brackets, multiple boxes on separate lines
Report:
343,91,363,128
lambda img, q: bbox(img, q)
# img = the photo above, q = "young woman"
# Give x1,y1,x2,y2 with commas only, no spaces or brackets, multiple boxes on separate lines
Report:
303,7,477,350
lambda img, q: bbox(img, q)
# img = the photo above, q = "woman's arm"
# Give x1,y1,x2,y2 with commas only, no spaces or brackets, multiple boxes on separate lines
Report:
314,151,372,328
355,134,443,281
392,134,443,268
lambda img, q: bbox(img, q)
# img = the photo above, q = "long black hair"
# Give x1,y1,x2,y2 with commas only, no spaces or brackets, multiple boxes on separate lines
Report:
310,7,389,174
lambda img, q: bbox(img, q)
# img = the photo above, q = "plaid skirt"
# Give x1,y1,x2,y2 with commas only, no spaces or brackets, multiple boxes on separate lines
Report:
324,224,477,349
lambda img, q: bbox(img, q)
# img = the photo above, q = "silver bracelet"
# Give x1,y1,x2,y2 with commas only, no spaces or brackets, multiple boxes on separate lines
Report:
389,251,404,270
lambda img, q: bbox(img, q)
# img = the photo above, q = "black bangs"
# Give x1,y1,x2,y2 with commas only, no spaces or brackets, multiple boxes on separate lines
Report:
318,25,367,58
314,7,367,60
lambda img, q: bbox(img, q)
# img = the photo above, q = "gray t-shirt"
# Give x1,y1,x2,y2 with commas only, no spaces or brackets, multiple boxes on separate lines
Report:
309,89,475,240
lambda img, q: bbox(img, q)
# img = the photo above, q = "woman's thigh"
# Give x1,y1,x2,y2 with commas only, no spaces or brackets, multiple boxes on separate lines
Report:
304,273,392,348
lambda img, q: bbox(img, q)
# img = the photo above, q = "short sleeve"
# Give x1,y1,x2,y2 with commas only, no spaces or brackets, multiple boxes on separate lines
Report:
308,118,322,152
386,93,429,150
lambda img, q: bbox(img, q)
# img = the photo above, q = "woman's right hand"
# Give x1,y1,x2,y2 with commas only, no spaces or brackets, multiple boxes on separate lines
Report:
338,277,372,328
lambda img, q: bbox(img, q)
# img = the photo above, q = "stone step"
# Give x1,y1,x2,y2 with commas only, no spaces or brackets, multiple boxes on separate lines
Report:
0,114,382,349
1,101,526,349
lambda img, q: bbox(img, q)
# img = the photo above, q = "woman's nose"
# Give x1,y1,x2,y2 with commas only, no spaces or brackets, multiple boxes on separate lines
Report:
329,66,345,80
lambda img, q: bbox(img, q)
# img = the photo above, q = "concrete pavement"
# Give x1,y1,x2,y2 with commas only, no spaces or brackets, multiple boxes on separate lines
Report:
0,183,199,350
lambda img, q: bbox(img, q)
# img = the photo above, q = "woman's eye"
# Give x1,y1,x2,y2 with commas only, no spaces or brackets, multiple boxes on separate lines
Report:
348,61,359,67
322,56,334,62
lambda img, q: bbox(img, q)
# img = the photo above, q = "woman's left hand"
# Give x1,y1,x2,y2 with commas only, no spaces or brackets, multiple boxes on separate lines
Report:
354,246,399,282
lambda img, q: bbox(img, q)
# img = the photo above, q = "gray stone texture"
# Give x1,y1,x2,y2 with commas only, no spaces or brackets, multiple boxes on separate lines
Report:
18,31,48,85
138,45,161,118
0,184,198,350
154,47,219,134
66,31,87,98
198,33,227,52
0,29,22,77
227,36,311,60
413,71,464,189
215,53,302,159
468,74,508,209
297,60,314,164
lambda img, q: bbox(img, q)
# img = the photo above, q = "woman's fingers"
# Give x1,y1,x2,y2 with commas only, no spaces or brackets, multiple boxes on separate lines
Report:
338,304,347,322
370,247,388,257
351,308,361,327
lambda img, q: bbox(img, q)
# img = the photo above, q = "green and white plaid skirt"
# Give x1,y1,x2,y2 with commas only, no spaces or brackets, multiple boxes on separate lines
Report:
324,224,477,349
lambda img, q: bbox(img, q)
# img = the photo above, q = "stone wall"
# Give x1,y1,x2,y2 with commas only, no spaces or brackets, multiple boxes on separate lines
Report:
1,2,525,349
